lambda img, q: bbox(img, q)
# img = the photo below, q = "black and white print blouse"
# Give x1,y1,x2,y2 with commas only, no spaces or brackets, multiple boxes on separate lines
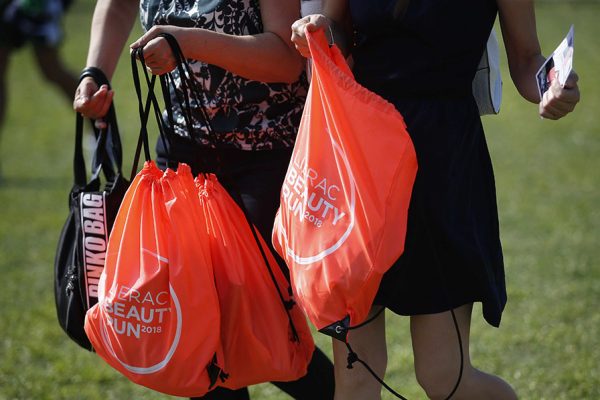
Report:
139,0,308,150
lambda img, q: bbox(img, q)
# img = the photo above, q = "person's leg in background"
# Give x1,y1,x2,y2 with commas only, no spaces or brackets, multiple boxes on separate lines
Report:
32,43,78,102
331,307,387,400
411,303,517,400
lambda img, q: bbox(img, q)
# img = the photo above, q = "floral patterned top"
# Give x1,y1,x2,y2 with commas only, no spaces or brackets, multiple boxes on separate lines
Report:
139,0,308,150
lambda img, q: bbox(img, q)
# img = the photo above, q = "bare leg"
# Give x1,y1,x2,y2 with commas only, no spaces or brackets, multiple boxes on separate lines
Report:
411,303,518,400
32,43,78,101
332,307,387,400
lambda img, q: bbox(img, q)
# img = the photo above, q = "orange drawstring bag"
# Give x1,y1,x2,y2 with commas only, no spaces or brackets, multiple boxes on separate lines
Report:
84,162,223,397
272,30,418,337
196,173,315,389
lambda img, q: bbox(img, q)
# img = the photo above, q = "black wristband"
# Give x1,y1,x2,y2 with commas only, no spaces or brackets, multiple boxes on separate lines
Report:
79,66,110,87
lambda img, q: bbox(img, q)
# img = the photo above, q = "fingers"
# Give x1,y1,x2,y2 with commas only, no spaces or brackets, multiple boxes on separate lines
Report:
291,14,329,58
73,77,114,122
131,28,177,75
563,71,579,89
539,72,580,120
130,25,161,50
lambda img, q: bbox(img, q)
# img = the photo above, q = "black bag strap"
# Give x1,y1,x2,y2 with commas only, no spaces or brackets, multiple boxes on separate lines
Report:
129,48,164,179
74,67,123,186
158,33,215,141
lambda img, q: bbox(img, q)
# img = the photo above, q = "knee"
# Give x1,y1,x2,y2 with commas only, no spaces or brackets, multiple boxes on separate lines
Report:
415,361,466,400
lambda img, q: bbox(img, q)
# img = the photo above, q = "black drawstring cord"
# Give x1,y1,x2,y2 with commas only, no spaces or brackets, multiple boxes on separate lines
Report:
345,342,409,400
417,200,464,400
338,206,464,400
444,308,464,399
343,309,463,400
342,273,464,400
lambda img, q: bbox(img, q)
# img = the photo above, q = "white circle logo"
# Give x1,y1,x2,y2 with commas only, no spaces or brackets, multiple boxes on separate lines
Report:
100,250,182,374
280,137,356,265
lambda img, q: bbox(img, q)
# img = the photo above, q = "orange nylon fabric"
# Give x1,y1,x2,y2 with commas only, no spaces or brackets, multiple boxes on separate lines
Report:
273,30,418,331
196,173,315,389
85,162,222,397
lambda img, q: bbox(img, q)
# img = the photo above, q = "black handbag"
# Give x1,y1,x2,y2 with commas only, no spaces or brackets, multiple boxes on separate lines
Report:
54,67,129,350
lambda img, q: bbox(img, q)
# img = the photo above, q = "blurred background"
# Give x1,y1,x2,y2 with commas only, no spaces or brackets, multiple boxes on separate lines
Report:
0,1,598,399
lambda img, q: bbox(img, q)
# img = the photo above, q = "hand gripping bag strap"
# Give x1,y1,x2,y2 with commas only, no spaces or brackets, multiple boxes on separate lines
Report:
75,67,124,183
54,68,129,351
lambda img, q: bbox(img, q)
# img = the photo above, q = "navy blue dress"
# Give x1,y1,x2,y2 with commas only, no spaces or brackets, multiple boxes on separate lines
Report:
349,0,506,327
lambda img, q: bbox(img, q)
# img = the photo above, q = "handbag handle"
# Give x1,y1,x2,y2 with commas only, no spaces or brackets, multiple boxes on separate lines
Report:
73,67,123,186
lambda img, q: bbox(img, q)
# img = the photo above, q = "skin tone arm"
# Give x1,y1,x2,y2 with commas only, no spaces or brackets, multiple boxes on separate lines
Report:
75,0,305,122
130,0,304,83
291,0,351,57
73,0,139,122
292,0,580,120
497,0,580,119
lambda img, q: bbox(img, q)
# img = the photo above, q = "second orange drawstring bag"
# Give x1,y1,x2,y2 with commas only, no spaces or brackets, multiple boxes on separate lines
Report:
196,173,315,389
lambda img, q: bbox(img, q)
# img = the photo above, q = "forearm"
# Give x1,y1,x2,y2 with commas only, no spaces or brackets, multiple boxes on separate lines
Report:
498,0,544,103
507,52,546,103
176,28,304,83
86,0,139,80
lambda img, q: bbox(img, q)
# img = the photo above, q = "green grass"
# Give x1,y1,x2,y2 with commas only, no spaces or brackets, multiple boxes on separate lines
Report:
1,1,599,399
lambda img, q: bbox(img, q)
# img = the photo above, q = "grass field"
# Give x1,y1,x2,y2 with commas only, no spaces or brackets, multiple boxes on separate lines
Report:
0,1,598,399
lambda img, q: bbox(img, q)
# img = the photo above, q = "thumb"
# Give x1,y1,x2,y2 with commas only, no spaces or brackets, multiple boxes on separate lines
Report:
73,78,98,109
130,26,160,49
563,71,579,89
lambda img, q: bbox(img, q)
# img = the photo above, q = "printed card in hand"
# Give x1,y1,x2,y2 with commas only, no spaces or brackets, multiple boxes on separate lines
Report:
536,25,574,101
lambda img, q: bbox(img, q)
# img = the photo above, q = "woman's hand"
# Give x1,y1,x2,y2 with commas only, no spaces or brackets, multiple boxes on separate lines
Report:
73,77,114,128
539,71,580,120
291,14,329,58
130,25,190,75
